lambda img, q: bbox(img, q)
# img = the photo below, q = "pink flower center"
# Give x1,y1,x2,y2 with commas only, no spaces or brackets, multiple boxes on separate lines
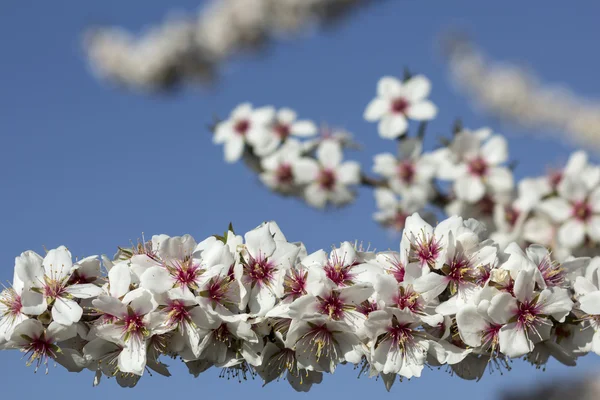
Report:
318,169,336,190
391,97,410,114
43,279,66,300
173,262,203,289
537,255,565,287
355,300,378,316
275,164,294,184
516,300,543,330
317,292,346,320
24,334,57,372
205,277,230,304
324,261,356,287
446,254,471,283
166,300,191,325
478,195,495,216
386,255,405,283
482,324,501,350
234,120,250,135
397,161,415,183
393,287,422,313
572,201,592,221
124,313,145,335
244,254,276,287
548,170,562,189
0,288,22,316
412,234,442,268
387,323,414,348
468,157,488,177
274,123,290,139
505,206,520,227
283,269,307,300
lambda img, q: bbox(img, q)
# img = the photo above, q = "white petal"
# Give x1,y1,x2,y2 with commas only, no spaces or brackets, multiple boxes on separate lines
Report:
15,251,44,289
456,305,487,347
538,198,572,222
119,336,147,376
43,246,73,282
336,162,361,185
231,103,253,119
317,140,342,169
304,184,328,208
558,219,586,249
589,187,600,213
20,290,47,315
224,135,245,163
488,292,517,325
93,295,127,318
363,98,389,121
481,135,508,165
486,167,514,193
587,216,600,241
140,266,173,294
377,76,403,98
454,176,485,203
378,114,408,139
109,262,132,299
10,319,44,346
47,321,77,342
277,108,297,124
292,158,319,184
403,75,431,101
498,323,533,358
52,297,83,325
291,120,317,137
579,291,600,315
66,283,103,299
406,101,437,120
245,223,276,260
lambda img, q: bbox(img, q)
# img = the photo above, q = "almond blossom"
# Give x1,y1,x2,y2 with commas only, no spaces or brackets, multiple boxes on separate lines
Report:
364,75,437,139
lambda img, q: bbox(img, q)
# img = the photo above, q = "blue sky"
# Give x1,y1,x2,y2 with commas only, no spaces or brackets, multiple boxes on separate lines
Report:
1,0,599,398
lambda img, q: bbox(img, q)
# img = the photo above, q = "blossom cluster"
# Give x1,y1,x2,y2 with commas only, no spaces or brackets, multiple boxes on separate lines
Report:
446,38,600,150
84,0,369,90
1,216,600,390
213,74,600,263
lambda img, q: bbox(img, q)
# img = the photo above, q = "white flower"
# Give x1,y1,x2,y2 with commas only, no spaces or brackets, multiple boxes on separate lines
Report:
292,139,361,208
92,289,164,376
372,188,432,232
8,319,76,373
372,138,437,200
15,247,103,326
214,103,275,163
363,309,430,377
488,270,573,358
255,107,317,156
364,75,437,139
436,128,514,203
286,318,361,373
538,174,600,249
239,222,301,315
0,259,30,342
259,139,304,193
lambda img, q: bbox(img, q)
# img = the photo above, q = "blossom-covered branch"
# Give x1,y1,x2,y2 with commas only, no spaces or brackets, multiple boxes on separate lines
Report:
83,0,374,91
445,37,600,150
212,74,600,263
2,217,599,390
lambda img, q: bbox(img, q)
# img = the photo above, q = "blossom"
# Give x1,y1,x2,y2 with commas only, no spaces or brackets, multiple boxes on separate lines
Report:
292,139,361,208
372,138,437,200
8,319,76,373
364,75,437,139
372,188,432,232
92,289,165,375
214,103,275,163
15,247,103,326
436,128,514,203
538,174,600,249
255,108,317,156
259,139,304,193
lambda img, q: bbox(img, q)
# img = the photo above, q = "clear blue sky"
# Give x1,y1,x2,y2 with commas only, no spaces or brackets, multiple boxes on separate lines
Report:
1,1,599,398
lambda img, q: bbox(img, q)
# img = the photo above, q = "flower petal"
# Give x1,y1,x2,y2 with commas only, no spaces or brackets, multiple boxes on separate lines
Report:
378,115,407,139
363,98,388,121
558,219,586,248
406,101,437,120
